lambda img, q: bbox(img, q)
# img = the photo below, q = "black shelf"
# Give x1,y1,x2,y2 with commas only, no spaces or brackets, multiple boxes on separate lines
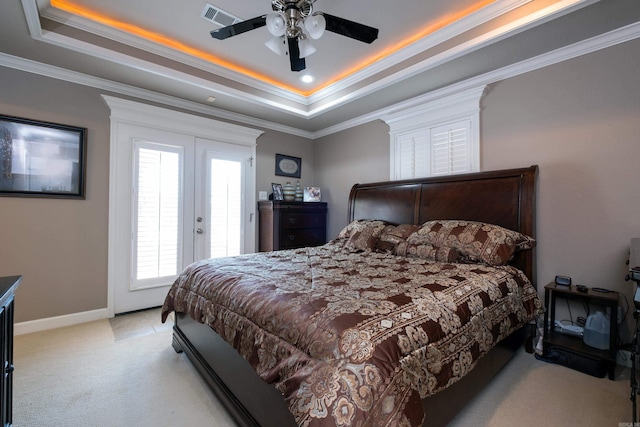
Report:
543,282,618,380
545,331,615,362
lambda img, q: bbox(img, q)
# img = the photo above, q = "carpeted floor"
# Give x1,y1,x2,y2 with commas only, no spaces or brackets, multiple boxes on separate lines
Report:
12,308,633,426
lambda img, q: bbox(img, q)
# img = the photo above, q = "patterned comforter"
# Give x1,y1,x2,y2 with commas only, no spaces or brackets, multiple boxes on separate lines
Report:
161,241,542,427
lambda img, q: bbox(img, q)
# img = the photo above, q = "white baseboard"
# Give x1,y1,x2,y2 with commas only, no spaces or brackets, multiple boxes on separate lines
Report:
15,308,111,336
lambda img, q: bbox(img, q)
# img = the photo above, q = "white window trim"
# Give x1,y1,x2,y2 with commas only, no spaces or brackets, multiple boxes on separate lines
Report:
103,95,263,317
382,85,486,180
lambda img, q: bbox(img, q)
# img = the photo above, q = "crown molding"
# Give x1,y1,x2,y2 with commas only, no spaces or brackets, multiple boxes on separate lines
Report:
102,95,264,145
0,52,315,139
304,0,594,119
30,0,590,115
37,1,308,104
2,11,638,140
312,19,640,139
38,0,529,104
307,0,532,104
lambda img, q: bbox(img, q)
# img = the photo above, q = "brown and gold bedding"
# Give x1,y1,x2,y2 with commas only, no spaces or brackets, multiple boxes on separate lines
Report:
161,236,542,427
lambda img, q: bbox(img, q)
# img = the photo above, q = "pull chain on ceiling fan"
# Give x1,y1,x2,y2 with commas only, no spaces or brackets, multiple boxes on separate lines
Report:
210,0,379,72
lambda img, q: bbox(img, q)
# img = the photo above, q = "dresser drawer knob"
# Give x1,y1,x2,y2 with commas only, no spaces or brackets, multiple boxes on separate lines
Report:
288,235,296,241
288,218,296,224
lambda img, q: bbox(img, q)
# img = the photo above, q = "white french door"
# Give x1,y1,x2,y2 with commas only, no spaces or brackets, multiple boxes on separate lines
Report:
194,137,254,261
111,126,255,314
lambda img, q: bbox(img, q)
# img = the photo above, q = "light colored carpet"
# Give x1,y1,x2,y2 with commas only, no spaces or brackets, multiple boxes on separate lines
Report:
13,309,633,426
14,309,236,427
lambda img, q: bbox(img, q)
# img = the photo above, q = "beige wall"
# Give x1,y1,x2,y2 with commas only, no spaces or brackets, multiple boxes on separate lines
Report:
314,38,640,337
256,130,315,202
481,38,640,336
0,67,313,322
314,120,390,235
3,36,639,333
0,68,111,322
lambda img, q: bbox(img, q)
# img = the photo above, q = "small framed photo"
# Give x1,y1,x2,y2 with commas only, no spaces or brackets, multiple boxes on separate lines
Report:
271,183,284,201
275,153,301,178
303,187,321,202
0,114,87,199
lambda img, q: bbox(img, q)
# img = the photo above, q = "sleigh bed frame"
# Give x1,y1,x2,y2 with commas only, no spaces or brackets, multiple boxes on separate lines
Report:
170,165,538,427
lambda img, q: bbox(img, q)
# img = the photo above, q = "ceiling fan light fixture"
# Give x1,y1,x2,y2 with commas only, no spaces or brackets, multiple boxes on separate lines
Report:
304,14,326,40
298,38,316,58
266,12,286,37
265,36,286,55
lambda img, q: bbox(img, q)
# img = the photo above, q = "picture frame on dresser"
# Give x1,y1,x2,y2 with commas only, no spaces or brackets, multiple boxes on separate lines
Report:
303,187,321,202
0,114,87,199
271,183,284,201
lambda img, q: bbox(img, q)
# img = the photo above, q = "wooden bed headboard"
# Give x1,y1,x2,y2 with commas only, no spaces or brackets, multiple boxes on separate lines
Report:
347,165,538,286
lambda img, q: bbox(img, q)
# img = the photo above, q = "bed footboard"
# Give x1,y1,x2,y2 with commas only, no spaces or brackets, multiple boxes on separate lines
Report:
174,312,527,427
173,313,297,427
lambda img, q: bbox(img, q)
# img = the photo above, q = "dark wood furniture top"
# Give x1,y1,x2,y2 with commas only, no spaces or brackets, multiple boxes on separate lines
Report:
171,165,538,427
348,165,537,284
1,275,21,427
543,282,618,379
258,201,327,251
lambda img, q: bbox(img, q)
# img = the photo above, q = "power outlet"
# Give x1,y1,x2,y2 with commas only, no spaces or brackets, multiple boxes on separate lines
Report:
258,191,268,200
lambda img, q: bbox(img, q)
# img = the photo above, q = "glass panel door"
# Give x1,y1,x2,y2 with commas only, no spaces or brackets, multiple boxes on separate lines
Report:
131,140,184,290
194,138,254,261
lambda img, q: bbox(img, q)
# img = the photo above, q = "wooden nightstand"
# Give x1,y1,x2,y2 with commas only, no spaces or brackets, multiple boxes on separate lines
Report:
258,201,327,251
543,282,618,379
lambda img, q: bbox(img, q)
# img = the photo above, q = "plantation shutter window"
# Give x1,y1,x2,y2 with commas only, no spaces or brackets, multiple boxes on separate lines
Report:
132,141,184,290
396,133,429,179
208,156,243,258
384,85,484,180
430,120,471,176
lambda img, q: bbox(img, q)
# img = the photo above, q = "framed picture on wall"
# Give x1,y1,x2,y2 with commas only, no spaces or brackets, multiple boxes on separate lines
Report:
0,114,87,199
275,153,301,178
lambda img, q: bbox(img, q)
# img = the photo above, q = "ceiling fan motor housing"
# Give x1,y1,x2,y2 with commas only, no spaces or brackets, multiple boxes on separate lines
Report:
212,0,378,72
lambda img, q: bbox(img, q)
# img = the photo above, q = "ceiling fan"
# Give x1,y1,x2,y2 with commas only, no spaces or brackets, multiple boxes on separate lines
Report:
210,0,379,72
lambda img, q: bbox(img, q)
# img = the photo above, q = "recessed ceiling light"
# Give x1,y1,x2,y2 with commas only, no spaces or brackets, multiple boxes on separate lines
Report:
300,75,315,84
207,96,216,103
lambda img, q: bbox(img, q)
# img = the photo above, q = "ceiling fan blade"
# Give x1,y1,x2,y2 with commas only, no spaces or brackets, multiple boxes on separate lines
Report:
210,16,267,40
321,13,378,44
287,37,306,72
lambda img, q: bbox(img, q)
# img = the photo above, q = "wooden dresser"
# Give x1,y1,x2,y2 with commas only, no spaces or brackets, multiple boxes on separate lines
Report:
258,201,327,251
1,275,21,427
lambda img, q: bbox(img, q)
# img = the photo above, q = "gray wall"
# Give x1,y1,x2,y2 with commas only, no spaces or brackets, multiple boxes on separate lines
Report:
0,66,313,322
314,120,390,235
0,68,111,322
256,131,315,201
314,38,640,337
3,36,640,333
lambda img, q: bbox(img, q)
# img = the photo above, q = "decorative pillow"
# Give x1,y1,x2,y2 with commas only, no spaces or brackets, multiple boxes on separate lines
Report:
337,219,389,252
374,224,421,253
407,220,536,266
396,242,459,263
514,233,537,251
